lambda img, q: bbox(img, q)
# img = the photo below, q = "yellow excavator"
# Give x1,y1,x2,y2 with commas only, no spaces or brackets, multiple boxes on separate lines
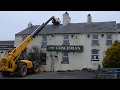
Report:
0,16,60,77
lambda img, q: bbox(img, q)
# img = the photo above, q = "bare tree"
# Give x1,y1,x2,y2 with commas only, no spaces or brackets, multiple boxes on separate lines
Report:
24,45,45,65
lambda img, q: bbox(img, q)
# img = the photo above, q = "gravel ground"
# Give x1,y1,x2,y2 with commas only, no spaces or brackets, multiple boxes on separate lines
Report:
0,70,97,79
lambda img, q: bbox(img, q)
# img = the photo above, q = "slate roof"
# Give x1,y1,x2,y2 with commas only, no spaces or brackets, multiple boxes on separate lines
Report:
117,23,120,28
0,40,14,45
16,21,118,35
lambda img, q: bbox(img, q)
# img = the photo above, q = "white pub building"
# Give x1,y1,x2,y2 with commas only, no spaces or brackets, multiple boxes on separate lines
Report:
14,12,120,71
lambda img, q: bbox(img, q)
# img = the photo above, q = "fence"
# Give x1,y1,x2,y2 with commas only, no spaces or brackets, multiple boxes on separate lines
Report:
94,68,120,79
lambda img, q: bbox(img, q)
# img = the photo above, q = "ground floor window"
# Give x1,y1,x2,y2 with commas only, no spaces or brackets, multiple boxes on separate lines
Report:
40,53,46,65
61,52,69,64
103,51,106,58
91,49,99,61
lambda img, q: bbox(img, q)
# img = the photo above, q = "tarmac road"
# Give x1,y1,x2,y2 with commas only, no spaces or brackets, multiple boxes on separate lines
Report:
0,70,97,79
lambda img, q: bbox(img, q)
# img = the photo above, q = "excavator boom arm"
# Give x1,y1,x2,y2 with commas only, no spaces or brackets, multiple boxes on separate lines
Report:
0,16,60,73
9,16,58,58
31,16,56,38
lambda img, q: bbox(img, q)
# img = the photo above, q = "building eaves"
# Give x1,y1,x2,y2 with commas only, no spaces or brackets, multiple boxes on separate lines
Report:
0,40,14,45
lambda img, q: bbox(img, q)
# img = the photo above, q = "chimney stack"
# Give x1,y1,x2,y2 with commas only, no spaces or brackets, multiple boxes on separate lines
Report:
63,12,71,25
87,14,92,24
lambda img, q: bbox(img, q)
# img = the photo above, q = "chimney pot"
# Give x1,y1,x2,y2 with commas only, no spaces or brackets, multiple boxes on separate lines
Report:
28,22,32,28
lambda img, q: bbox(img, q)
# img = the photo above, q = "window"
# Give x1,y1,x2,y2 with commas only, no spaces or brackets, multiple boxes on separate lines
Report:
63,35,69,45
92,35,99,45
61,52,69,64
42,36,47,48
91,49,99,61
0,51,3,53
106,35,112,45
40,53,46,65
117,34,120,41
22,35,27,41
103,51,106,58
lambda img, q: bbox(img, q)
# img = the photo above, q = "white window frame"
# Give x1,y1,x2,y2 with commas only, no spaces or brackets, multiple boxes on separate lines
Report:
41,36,47,48
63,35,69,45
91,49,99,61
106,35,112,45
103,51,106,58
117,34,120,41
92,35,99,46
61,52,69,64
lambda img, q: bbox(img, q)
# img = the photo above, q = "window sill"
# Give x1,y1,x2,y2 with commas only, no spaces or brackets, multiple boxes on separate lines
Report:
106,44,112,46
91,44,99,46
91,59,99,61
63,44,70,46
61,62,69,64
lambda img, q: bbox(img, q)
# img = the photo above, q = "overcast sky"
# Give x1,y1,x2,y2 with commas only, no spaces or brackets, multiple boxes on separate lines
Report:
0,11,120,41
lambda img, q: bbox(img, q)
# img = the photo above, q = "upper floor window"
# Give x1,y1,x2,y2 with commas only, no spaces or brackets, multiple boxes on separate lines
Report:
91,49,99,61
22,35,27,41
42,36,47,48
63,35,69,45
92,35,99,45
61,52,69,64
106,35,112,45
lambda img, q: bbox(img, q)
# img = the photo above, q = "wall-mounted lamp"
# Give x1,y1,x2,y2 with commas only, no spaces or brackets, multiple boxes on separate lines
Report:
52,34,55,37
101,34,104,37
71,35,74,37
87,34,90,37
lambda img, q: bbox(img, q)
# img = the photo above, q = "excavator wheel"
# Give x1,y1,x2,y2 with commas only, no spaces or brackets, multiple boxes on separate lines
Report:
32,62,40,73
17,63,27,77
1,72,10,77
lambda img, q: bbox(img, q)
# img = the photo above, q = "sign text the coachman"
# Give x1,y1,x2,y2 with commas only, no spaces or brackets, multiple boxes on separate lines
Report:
47,45,83,52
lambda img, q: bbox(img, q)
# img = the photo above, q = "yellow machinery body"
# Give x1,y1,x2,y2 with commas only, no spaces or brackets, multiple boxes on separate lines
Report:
0,35,33,73
0,16,60,76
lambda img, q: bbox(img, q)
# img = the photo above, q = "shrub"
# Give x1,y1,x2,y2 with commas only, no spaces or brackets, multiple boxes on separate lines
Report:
102,40,120,68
